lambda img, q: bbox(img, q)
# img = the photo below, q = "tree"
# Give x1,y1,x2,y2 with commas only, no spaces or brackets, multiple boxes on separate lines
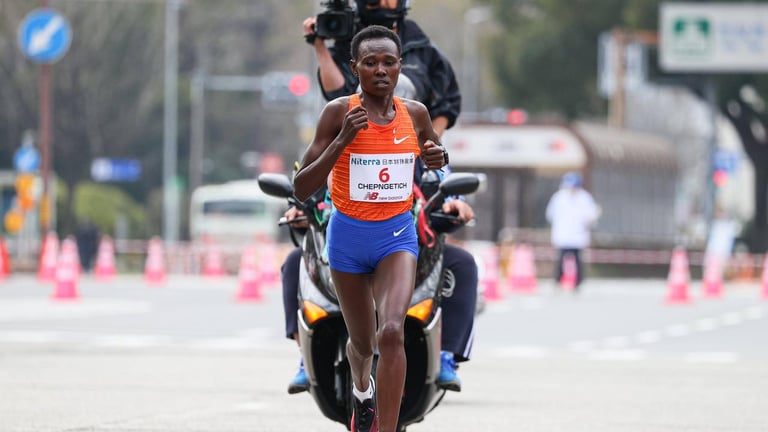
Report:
487,0,633,119
722,89,768,253
1,1,165,235
0,0,311,239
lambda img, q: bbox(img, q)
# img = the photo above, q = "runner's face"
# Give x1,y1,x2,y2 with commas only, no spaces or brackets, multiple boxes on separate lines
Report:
353,38,401,95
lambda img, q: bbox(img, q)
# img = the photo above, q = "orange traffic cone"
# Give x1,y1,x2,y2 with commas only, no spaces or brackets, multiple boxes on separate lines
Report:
665,247,691,304
479,245,503,302
0,236,10,280
38,231,59,283
202,242,226,278
559,252,578,292
236,245,263,302
761,254,768,300
60,236,82,276
702,254,724,298
507,244,537,293
144,237,166,285
52,237,80,301
94,236,117,281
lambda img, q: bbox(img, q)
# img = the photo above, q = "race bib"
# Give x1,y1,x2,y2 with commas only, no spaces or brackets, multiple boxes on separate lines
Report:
349,152,415,202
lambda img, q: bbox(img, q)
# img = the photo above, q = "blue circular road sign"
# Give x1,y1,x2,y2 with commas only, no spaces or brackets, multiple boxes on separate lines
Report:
18,8,72,64
13,145,41,173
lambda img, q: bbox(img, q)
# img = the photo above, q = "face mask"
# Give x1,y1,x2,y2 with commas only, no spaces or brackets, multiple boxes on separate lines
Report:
356,0,406,28
359,8,401,28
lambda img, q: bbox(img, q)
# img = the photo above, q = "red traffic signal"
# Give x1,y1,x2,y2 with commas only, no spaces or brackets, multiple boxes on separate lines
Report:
506,109,528,125
288,73,310,96
713,169,728,187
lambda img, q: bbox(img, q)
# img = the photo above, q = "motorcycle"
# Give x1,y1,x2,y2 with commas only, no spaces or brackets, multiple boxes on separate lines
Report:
258,171,480,432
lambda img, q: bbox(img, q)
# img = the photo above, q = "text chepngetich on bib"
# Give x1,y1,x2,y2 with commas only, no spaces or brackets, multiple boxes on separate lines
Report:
349,152,415,202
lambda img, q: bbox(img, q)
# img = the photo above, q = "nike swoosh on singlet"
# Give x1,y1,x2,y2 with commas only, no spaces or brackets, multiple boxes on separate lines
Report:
393,136,409,145
393,226,408,237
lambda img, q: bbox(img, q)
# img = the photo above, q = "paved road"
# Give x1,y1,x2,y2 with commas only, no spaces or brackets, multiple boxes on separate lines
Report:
0,274,766,431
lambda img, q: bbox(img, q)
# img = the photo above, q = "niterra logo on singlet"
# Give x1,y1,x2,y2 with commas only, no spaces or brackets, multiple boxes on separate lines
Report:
349,152,415,202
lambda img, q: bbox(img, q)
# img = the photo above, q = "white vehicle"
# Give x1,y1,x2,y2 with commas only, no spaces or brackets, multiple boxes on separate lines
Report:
189,179,286,244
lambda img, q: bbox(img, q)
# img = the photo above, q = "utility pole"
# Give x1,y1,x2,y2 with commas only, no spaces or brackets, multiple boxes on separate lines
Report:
607,28,658,128
462,6,492,116
39,0,52,232
162,0,181,243
188,46,208,194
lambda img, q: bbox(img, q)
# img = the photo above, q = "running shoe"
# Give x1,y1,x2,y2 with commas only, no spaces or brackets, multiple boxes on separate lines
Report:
437,351,462,392
287,358,309,394
350,377,377,432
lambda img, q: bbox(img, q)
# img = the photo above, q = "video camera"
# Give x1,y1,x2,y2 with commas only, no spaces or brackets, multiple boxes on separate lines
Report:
315,0,364,40
316,0,356,40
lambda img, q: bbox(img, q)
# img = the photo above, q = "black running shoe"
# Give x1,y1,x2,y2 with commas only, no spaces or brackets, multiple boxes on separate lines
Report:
350,378,377,432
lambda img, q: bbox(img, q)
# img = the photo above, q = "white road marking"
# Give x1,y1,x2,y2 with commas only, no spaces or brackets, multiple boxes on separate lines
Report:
684,352,739,364
720,312,742,326
590,349,647,361
520,298,544,309
743,305,765,320
233,402,270,411
601,336,629,349
0,299,152,322
633,330,661,345
185,337,264,351
665,324,691,338
87,334,173,348
694,318,718,332
0,330,65,343
493,345,551,358
567,340,596,353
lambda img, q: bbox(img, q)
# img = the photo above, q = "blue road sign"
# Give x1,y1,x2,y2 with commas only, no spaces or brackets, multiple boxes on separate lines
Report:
713,149,740,173
13,145,41,173
91,158,142,182
18,8,72,64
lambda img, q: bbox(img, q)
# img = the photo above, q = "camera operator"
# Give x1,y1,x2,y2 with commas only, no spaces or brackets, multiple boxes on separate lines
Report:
283,0,477,396
303,0,460,135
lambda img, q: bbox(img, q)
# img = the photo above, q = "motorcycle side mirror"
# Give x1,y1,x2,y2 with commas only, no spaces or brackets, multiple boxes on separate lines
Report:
258,173,294,198
440,172,480,196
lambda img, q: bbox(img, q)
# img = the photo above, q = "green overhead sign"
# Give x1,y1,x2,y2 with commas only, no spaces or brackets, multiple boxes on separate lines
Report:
660,3,768,72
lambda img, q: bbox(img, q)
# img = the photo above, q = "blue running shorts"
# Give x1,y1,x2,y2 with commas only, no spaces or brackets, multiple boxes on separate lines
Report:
327,210,418,274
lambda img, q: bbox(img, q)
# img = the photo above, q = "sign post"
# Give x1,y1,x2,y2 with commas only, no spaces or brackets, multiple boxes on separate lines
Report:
18,7,72,232
660,3,768,232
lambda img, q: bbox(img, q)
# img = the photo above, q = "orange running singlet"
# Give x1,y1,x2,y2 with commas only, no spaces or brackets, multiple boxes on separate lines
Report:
331,94,420,221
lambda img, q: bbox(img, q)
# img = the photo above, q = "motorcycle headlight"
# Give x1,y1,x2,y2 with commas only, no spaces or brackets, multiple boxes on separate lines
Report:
299,256,338,324
407,257,442,322
303,299,329,325
406,298,433,322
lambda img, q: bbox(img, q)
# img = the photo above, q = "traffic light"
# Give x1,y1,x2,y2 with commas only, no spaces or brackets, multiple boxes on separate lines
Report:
713,169,728,187
288,74,310,97
261,71,311,109
506,109,528,126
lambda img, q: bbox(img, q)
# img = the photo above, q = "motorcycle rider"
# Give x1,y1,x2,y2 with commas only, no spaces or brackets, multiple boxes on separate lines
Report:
293,25,447,432
285,0,478,395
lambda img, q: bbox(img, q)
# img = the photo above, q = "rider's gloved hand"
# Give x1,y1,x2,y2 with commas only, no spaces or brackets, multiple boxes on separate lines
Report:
442,200,474,225
285,207,309,229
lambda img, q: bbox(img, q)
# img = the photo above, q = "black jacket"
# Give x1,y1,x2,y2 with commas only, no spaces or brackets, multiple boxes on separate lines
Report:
319,19,462,129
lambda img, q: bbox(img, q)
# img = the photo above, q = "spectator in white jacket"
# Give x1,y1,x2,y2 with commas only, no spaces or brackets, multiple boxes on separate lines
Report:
545,172,601,290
